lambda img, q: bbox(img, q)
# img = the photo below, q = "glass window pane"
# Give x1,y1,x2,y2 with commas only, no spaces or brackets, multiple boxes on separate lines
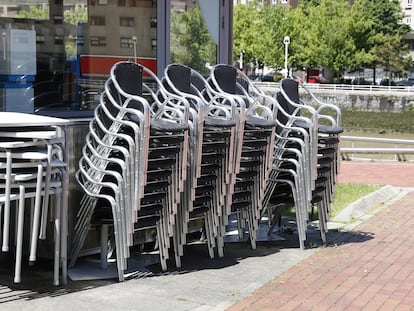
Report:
0,0,157,112
170,0,217,75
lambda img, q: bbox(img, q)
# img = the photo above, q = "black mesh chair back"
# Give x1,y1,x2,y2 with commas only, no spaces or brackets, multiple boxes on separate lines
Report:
212,64,238,94
166,64,192,94
280,78,300,105
111,61,143,96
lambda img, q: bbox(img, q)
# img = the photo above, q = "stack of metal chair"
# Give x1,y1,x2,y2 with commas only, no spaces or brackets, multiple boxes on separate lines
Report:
70,62,342,281
0,113,69,285
211,70,319,250
71,61,189,281
162,63,239,261
209,64,276,253
277,78,342,244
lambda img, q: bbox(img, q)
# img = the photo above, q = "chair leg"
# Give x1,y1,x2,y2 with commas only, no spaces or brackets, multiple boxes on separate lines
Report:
53,190,62,285
2,151,12,252
100,224,109,270
14,186,25,283
29,163,44,263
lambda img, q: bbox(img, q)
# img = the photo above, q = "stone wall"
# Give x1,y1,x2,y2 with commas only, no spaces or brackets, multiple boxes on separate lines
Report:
255,83,413,112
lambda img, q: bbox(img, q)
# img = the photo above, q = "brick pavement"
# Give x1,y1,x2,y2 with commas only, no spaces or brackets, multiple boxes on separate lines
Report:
337,162,414,188
227,162,414,310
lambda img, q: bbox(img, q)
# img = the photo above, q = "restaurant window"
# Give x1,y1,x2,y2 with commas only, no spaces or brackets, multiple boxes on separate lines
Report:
0,0,158,113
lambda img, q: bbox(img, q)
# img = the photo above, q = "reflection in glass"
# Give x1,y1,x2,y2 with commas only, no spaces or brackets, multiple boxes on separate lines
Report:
0,0,157,112
170,0,216,75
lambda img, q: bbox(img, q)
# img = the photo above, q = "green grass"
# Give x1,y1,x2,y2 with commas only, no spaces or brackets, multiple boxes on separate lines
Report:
329,182,382,218
341,109,414,134
282,182,382,220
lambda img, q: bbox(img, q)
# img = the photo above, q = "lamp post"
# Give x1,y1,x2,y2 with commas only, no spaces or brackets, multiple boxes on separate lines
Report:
239,50,245,71
283,36,290,77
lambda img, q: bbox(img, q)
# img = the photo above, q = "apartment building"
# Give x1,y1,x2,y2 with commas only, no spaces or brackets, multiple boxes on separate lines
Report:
233,0,298,8
401,0,414,59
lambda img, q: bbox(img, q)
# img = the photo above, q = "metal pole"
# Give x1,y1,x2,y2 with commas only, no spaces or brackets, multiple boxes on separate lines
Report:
283,36,290,77
284,44,288,74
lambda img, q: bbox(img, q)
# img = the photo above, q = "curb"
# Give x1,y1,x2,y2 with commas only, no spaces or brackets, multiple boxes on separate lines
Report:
328,185,414,230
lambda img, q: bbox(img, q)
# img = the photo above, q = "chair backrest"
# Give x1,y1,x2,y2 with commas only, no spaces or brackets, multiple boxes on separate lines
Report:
280,78,300,105
211,64,237,94
276,91,297,116
165,64,192,94
111,61,143,96
190,72,206,93
275,92,292,127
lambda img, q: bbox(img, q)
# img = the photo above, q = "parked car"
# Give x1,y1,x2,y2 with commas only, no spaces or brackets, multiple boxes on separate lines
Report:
260,74,275,82
351,77,374,85
248,74,260,81
395,77,414,86
307,75,328,84
379,78,396,86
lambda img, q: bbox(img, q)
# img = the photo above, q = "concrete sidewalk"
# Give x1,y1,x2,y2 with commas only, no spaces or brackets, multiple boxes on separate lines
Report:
0,162,413,310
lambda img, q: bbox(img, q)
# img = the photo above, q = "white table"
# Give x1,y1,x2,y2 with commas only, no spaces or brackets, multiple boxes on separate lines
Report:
0,111,70,286
0,111,70,127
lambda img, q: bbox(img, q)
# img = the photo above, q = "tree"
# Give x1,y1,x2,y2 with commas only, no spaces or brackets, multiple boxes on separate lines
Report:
373,33,412,74
16,5,49,20
234,2,295,72
350,0,411,77
64,7,87,25
170,6,216,74
233,1,265,70
258,4,292,70
290,0,355,77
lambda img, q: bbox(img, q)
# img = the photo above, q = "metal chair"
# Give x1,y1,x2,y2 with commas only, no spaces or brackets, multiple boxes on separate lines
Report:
0,127,66,285
163,63,240,261
72,61,190,280
278,78,342,230
209,64,276,252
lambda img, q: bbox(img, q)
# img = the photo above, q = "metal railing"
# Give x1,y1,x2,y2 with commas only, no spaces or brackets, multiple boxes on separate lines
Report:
255,82,414,97
340,135,414,162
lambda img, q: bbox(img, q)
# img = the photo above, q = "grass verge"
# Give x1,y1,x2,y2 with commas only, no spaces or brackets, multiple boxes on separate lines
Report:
329,182,382,218
282,182,382,220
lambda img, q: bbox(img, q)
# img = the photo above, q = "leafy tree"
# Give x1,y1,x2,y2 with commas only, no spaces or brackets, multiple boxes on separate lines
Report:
373,33,412,73
233,1,265,70
350,0,411,76
170,6,216,74
258,4,292,70
233,0,413,79
64,7,87,25
16,5,49,20
234,2,296,73
290,0,355,77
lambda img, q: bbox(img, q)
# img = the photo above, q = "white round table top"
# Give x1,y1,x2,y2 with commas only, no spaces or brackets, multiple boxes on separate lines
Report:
0,112,70,127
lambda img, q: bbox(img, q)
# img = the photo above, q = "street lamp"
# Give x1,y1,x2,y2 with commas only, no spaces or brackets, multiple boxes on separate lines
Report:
283,36,290,77
239,50,245,71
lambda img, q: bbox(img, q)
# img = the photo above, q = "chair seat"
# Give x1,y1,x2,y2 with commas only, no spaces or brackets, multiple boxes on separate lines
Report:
318,124,343,134
204,117,236,128
246,116,276,128
151,120,189,133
